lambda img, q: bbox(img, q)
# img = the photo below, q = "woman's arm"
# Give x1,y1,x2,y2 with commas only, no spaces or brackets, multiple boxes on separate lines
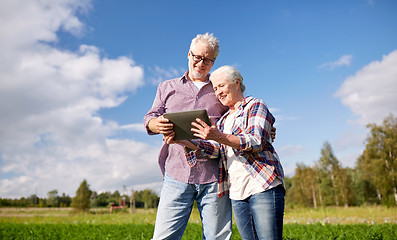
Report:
191,99,275,153
163,132,220,159
237,100,274,153
192,118,241,149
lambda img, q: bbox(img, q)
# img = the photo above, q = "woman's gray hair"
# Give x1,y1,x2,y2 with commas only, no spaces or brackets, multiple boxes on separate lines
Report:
210,65,246,93
190,33,220,59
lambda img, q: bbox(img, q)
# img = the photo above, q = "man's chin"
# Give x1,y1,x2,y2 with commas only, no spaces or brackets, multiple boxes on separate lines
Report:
192,72,207,80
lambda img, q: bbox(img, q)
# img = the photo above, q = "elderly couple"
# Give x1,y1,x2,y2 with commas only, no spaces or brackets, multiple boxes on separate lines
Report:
144,33,285,240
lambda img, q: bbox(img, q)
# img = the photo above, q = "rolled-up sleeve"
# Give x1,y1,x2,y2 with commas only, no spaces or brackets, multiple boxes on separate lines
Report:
184,139,221,167
235,100,275,153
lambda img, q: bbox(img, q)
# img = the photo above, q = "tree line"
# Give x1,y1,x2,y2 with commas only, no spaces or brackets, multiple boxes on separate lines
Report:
286,114,397,207
1,114,396,209
0,181,159,211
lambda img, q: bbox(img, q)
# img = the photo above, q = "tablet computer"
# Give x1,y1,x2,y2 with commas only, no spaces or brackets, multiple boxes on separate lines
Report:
163,109,211,140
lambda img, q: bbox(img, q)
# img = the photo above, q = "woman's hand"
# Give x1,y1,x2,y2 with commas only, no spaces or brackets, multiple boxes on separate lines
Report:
191,117,223,141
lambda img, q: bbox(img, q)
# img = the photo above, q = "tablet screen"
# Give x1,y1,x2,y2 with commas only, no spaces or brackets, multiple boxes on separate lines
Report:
163,109,211,140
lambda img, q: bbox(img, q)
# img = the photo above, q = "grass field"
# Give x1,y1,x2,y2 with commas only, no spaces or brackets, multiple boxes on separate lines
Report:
0,206,396,239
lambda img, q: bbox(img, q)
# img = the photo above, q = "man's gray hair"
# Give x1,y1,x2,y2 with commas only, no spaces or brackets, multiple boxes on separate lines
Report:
190,33,220,59
210,65,246,93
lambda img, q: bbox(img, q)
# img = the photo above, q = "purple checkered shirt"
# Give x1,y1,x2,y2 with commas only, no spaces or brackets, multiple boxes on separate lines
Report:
186,96,285,197
143,72,228,184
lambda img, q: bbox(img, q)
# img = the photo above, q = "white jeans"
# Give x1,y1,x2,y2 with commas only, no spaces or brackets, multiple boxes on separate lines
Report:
152,173,232,240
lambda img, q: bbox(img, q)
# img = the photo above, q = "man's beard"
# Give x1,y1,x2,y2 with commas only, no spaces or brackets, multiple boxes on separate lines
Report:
191,70,207,80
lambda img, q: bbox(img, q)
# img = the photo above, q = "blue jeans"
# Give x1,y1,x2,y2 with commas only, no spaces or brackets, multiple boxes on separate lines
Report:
231,185,285,240
152,173,232,240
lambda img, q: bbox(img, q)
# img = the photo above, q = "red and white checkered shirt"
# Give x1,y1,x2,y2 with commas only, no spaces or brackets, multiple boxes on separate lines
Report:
186,96,285,197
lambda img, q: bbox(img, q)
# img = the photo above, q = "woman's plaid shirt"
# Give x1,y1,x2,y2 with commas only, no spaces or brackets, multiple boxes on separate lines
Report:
185,96,285,197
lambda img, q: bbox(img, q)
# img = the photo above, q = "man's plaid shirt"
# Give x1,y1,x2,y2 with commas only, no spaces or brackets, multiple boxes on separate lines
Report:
185,96,285,197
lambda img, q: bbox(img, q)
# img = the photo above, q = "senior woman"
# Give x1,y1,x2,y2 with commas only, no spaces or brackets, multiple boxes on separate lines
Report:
164,65,285,240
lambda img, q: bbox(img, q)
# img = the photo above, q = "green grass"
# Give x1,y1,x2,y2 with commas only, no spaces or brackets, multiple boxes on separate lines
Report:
2,206,396,225
0,208,157,224
0,223,154,240
283,224,397,240
1,223,396,239
1,206,396,239
284,206,397,224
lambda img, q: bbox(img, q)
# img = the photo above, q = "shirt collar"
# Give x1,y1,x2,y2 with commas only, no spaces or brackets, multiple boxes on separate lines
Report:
240,96,254,108
181,71,210,83
222,96,253,117
181,71,189,82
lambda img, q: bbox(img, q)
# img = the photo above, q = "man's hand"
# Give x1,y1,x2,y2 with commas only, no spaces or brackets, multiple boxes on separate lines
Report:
148,116,174,135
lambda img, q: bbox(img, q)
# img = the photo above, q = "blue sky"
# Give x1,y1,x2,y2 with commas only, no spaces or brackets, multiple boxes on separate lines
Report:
1,0,396,198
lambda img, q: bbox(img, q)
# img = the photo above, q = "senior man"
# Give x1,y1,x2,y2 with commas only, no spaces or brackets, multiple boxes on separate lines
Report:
144,33,232,240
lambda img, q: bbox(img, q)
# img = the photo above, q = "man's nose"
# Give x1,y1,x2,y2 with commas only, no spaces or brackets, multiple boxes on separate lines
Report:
196,59,205,66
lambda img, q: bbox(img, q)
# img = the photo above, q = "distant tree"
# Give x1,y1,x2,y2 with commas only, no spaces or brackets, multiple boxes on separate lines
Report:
96,192,111,207
28,194,39,207
47,190,59,207
360,114,397,206
337,166,354,207
0,198,11,207
306,165,321,208
141,189,155,208
318,142,339,205
90,191,98,208
317,142,353,207
348,163,377,206
290,164,317,207
284,176,294,207
111,190,121,205
71,180,92,212
59,193,72,207
134,189,159,208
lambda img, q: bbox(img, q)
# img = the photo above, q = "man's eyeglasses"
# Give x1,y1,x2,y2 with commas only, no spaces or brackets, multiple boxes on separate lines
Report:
190,51,214,66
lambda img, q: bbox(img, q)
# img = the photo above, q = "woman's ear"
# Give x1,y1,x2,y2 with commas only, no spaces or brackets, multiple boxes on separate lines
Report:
236,78,241,87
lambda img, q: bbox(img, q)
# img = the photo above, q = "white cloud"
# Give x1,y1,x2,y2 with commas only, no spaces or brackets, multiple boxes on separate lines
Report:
333,128,366,152
120,123,147,132
335,50,397,125
0,0,90,55
276,145,304,176
267,108,299,128
277,145,304,158
130,181,163,195
147,65,185,85
0,0,163,198
1,139,162,198
320,54,353,70
338,151,362,169
331,126,367,168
